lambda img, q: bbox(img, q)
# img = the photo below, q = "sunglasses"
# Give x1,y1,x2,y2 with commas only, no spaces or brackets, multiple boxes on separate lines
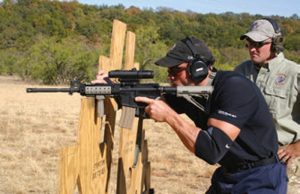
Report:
245,41,272,49
168,66,187,76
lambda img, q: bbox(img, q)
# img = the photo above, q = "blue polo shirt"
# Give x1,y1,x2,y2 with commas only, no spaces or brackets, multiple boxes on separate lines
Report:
165,71,278,166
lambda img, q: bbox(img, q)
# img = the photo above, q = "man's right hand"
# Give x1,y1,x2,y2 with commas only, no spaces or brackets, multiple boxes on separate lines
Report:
135,96,177,123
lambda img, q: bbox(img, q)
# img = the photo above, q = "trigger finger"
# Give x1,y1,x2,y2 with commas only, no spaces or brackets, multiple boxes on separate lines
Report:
135,96,153,104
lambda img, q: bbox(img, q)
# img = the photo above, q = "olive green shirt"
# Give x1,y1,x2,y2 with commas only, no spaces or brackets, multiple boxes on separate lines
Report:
235,53,300,145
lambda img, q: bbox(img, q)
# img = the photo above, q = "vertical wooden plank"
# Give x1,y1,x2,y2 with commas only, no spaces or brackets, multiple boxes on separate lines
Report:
130,152,143,194
77,98,92,194
134,62,140,70
59,146,79,194
128,128,153,194
102,98,117,194
95,19,127,194
127,129,146,194
144,162,151,194
124,31,136,70
92,109,107,194
77,98,106,194
110,19,127,69
116,28,141,194
98,55,118,194
117,116,139,194
99,56,111,71
142,141,151,194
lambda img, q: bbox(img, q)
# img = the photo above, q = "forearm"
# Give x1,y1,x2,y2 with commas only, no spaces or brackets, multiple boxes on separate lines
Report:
165,111,201,153
135,96,201,153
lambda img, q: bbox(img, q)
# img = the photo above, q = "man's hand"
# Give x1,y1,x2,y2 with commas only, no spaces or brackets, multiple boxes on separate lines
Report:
278,140,300,165
136,96,200,153
91,69,111,84
135,96,176,122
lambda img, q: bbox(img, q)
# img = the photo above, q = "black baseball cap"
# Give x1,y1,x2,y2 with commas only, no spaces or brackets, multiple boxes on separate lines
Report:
155,36,215,68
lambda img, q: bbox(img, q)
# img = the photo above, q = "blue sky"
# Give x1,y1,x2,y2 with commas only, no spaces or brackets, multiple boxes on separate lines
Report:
76,0,299,17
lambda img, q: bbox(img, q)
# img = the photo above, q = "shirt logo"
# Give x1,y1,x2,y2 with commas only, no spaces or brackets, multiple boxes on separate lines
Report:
250,21,260,30
225,144,231,149
217,110,237,118
275,74,286,86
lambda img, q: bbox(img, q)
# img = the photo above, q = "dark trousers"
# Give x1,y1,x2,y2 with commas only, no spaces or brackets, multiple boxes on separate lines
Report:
206,162,288,194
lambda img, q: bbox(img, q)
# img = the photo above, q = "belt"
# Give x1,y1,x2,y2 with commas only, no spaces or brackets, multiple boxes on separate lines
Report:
224,156,277,173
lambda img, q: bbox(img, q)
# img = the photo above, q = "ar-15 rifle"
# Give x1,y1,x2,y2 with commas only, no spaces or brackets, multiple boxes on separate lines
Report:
27,69,213,181
26,69,213,117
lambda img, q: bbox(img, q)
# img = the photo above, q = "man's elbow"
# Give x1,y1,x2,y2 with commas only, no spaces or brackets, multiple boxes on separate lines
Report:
194,128,233,165
195,151,222,165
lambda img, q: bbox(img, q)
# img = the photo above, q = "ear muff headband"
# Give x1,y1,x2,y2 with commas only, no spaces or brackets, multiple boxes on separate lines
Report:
262,17,281,35
262,18,284,53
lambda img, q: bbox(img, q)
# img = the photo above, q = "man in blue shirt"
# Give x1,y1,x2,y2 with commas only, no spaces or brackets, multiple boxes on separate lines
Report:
135,36,287,194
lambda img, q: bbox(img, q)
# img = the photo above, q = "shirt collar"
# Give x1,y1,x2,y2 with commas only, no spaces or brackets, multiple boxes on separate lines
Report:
267,52,285,71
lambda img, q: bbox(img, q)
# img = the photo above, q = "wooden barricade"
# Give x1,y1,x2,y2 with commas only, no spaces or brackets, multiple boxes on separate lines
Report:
58,19,152,194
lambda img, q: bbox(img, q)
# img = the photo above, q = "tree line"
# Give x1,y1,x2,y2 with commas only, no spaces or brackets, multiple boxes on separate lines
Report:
0,0,299,84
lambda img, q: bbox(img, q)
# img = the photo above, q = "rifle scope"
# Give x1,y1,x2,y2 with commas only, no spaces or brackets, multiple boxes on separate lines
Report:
108,70,154,79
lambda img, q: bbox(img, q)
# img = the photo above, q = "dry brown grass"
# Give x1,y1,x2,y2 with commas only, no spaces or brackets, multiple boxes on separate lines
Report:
1,75,299,194
0,76,80,194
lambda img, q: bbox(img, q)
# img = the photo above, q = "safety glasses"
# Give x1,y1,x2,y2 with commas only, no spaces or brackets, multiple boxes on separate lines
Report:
245,40,272,49
167,66,187,76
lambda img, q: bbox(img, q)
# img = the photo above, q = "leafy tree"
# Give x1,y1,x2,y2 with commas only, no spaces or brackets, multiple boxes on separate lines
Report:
284,34,300,50
0,0,299,83
15,35,99,84
135,25,169,81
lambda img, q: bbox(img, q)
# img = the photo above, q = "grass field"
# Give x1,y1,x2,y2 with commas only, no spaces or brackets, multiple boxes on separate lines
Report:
0,75,299,194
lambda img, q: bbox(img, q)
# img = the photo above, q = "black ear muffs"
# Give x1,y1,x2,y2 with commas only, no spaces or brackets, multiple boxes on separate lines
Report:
187,59,209,83
184,37,209,83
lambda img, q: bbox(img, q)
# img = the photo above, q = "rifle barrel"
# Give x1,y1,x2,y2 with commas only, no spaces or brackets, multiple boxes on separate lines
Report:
26,88,74,93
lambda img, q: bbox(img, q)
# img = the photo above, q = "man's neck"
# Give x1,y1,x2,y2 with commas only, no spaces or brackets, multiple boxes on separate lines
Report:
198,71,216,86
256,52,277,67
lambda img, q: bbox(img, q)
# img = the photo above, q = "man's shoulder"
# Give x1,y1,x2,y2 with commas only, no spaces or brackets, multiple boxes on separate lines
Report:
213,71,262,112
217,71,248,80
234,60,253,73
236,60,253,67
216,71,252,89
281,54,300,72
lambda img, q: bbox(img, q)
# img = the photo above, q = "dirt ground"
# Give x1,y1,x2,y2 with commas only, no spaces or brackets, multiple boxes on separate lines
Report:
0,75,299,194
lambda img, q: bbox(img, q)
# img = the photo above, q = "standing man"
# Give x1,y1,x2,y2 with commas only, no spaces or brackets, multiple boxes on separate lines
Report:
135,36,287,193
235,18,300,167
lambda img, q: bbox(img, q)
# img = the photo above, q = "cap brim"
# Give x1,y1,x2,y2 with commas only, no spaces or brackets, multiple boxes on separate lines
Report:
240,31,269,42
155,56,184,68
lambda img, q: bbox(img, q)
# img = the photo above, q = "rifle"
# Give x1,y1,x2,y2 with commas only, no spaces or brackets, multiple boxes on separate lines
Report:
26,69,213,185
26,69,213,117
